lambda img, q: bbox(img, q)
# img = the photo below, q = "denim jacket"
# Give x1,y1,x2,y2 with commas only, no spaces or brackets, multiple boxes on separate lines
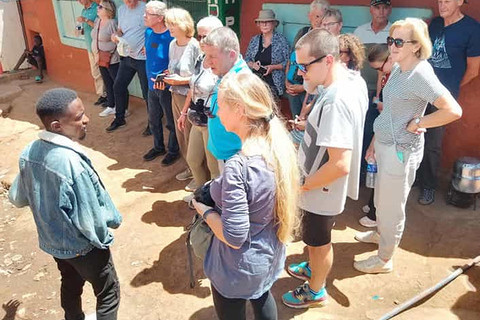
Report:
9,131,122,259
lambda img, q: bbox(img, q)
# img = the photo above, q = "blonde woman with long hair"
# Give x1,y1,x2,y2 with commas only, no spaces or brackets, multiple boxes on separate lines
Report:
192,73,300,320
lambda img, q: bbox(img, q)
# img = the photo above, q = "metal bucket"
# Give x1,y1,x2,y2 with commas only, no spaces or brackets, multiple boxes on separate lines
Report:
452,157,480,194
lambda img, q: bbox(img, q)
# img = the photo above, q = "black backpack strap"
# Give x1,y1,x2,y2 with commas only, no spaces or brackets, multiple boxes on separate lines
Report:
186,230,196,288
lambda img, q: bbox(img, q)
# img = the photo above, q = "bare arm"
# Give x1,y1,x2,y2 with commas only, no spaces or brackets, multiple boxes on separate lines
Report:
407,93,462,133
460,56,480,87
301,147,352,192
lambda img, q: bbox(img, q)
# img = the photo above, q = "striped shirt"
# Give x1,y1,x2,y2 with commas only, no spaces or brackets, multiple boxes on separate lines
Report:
374,61,447,151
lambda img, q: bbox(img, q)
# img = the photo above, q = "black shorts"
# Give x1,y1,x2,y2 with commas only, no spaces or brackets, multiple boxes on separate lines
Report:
302,211,336,247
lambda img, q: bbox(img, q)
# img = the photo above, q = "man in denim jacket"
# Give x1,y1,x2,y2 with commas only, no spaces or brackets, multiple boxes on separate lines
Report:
9,88,122,320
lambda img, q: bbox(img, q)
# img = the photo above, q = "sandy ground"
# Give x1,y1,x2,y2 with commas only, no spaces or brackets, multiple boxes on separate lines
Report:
0,76,479,320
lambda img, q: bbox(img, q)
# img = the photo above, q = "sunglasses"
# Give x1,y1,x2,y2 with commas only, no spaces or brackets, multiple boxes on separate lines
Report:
197,34,207,41
296,55,326,73
98,4,112,11
374,56,389,72
386,36,417,48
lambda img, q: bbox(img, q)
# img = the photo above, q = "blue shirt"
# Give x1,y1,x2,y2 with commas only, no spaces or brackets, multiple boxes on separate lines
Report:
145,28,173,90
8,132,122,259
205,154,286,299
81,2,98,53
428,15,480,99
207,57,250,160
118,2,146,60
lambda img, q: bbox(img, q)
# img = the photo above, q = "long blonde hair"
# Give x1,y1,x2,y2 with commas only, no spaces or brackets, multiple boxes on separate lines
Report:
218,73,300,243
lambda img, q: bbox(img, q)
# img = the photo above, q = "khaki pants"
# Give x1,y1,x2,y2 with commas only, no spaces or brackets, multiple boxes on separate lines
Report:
186,126,220,186
88,51,106,97
374,140,423,261
171,92,192,159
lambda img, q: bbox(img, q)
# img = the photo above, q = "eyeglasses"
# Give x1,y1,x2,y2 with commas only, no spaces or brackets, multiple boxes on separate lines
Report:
98,4,112,11
296,55,326,73
145,12,160,16
386,36,417,48
197,34,207,41
374,56,389,72
321,21,339,28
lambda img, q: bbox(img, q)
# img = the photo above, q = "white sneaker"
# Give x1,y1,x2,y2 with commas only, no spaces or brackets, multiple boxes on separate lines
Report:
355,230,380,244
99,107,115,117
359,216,377,228
183,193,194,203
185,180,197,192
362,205,371,214
85,314,97,320
176,168,193,181
353,255,393,274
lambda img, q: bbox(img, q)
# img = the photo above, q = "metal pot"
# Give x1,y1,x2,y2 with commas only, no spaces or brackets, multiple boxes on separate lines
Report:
452,157,480,194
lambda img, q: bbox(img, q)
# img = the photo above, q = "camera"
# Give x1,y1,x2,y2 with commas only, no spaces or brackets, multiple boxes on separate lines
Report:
188,99,208,127
193,181,215,207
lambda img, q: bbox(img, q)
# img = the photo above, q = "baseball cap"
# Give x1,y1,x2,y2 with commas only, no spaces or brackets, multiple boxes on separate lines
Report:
371,0,391,6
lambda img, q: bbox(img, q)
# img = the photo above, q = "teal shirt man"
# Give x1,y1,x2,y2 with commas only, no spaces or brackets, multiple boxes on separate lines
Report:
81,1,98,52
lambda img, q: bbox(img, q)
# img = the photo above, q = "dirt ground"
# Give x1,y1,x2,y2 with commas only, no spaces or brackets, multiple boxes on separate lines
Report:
0,76,479,320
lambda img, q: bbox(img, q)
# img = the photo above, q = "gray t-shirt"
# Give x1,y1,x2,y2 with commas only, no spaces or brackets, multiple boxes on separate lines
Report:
91,19,120,64
118,2,146,60
298,69,368,215
168,38,200,96
374,61,447,151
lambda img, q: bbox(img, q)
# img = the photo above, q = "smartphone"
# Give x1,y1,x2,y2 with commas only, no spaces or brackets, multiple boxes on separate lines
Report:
155,73,166,83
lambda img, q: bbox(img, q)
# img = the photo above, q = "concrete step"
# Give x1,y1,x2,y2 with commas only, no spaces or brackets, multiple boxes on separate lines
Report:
0,85,22,103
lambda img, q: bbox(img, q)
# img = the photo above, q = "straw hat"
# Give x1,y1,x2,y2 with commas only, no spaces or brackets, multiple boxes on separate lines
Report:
255,9,279,24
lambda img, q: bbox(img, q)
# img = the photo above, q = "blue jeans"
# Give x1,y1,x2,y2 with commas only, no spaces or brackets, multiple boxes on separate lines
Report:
147,89,179,155
113,57,148,121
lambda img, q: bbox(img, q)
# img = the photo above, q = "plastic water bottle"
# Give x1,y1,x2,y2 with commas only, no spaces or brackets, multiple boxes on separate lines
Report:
366,159,377,189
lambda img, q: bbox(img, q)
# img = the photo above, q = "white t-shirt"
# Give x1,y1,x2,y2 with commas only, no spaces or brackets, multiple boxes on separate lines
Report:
354,21,391,44
298,69,368,215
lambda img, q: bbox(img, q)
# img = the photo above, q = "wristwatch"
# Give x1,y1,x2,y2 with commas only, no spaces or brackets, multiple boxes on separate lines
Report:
414,117,422,128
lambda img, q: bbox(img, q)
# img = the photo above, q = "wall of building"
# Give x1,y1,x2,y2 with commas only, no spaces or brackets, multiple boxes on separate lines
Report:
0,2,28,71
21,0,95,92
241,0,480,169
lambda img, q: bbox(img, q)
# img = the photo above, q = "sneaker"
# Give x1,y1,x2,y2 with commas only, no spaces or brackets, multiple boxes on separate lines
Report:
353,255,393,274
176,168,193,181
161,153,179,166
286,261,311,281
418,188,435,205
94,96,107,106
142,126,152,137
282,282,328,309
125,110,131,118
34,75,43,83
99,107,115,117
185,180,197,192
143,148,166,161
85,314,97,320
106,119,126,133
183,193,194,203
354,230,380,244
362,205,371,214
359,216,377,228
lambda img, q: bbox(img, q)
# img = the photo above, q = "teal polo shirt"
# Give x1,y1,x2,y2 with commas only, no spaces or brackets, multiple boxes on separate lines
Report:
207,57,251,160
81,2,98,53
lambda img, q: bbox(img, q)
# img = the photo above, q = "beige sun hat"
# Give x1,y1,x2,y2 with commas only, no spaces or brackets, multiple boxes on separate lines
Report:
255,9,279,24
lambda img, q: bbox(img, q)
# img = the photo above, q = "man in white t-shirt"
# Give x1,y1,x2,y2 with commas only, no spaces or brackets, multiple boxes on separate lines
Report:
354,0,392,44
282,29,368,308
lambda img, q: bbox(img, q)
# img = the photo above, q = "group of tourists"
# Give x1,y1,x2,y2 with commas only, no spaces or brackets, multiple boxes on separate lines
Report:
9,0,479,319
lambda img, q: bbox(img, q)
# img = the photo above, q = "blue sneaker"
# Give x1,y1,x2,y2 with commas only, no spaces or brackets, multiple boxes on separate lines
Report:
286,261,311,281
282,282,328,309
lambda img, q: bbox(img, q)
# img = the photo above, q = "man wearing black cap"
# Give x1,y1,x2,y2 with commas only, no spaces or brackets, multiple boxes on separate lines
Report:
354,0,392,44
417,0,480,205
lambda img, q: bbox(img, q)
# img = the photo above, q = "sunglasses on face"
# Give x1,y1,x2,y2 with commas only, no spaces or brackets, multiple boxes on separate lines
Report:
197,34,207,41
386,36,417,48
374,56,389,72
98,4,112,11
296,55,326,73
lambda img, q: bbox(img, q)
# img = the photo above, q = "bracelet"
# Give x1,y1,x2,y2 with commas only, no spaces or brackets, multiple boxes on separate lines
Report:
203,208,215,220
181,112,188,116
